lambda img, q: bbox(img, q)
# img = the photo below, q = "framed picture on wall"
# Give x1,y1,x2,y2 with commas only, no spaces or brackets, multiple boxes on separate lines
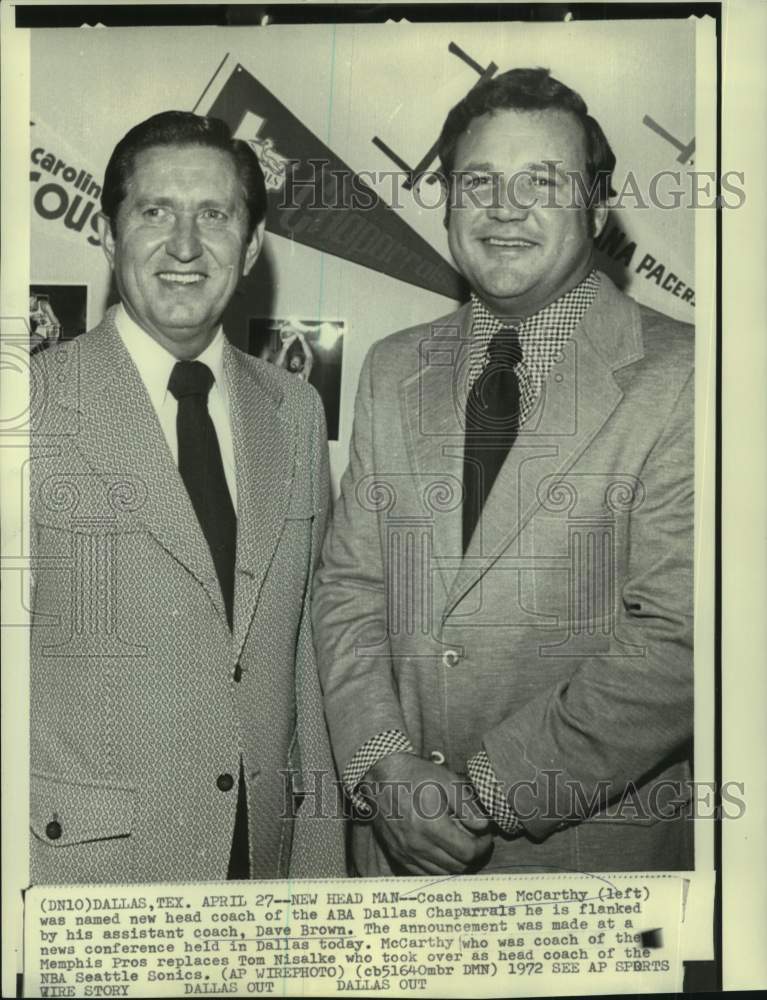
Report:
248,316,345,440
28,282,87,353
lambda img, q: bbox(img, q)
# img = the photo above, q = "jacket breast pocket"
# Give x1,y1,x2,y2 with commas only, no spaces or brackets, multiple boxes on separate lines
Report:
529,513,626,632
30,773,135,848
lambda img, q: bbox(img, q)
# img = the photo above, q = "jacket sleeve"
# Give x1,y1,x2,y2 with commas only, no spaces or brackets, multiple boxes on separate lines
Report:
289,386,346,877
313,344,411,774
482,369,695,839
293,385,331,781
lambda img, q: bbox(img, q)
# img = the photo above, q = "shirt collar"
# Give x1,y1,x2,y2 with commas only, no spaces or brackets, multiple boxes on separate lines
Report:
470,268,601,347
114,303,227,409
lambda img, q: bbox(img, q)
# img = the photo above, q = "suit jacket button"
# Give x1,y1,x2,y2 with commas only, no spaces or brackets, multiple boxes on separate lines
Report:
442,649,461,668
46,820,62,840
233,663,242,682
216,773,234,792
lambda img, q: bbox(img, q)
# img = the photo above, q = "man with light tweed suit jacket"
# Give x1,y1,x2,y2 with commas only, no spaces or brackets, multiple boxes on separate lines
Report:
314,69,694,876
30,111,344,883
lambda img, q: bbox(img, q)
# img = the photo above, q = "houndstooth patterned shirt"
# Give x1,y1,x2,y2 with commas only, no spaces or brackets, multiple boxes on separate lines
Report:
344,270,601,834
467,268,601,423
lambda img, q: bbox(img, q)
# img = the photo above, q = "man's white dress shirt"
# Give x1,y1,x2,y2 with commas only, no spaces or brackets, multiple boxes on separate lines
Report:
115,304,238,509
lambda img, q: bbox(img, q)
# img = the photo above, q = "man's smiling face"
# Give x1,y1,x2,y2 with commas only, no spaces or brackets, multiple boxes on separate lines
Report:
99,143,263,359
447,107,606,319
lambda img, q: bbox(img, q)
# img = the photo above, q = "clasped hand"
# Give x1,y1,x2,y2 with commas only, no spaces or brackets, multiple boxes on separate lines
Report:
362,753,493,875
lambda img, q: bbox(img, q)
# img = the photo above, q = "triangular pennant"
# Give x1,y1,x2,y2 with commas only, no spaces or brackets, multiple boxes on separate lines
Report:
207,64,466,301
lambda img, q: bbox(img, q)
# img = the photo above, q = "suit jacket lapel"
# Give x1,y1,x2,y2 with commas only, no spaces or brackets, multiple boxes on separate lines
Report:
444,274,644,619
226,346,293,661
400,305,472,603
66,314,227,621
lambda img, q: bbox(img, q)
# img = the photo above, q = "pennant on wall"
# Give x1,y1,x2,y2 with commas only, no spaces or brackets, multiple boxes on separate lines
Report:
207,64,466,301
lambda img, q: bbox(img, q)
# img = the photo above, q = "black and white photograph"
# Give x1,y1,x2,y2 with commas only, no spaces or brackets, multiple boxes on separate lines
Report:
249,316,345,439
1,2,765,998
29,283,88,353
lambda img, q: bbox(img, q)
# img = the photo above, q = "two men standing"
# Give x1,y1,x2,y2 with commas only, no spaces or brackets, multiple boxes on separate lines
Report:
30,68,693,883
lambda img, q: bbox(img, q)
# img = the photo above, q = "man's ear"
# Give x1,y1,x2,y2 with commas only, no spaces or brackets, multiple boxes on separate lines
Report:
592,202,609,240
95,213,116,269
242,219,266,276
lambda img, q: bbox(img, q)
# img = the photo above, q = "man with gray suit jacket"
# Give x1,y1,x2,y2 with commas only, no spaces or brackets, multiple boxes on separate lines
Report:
313,69,694,876
30,111,344,883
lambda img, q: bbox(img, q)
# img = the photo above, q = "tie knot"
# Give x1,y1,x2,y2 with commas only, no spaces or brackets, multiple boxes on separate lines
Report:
487,327,522,367
168,360,214,400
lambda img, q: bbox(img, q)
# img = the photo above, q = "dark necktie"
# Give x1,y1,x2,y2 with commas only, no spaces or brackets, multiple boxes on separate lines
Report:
168,360,248,878
168,360,237,628
462,328,523,552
